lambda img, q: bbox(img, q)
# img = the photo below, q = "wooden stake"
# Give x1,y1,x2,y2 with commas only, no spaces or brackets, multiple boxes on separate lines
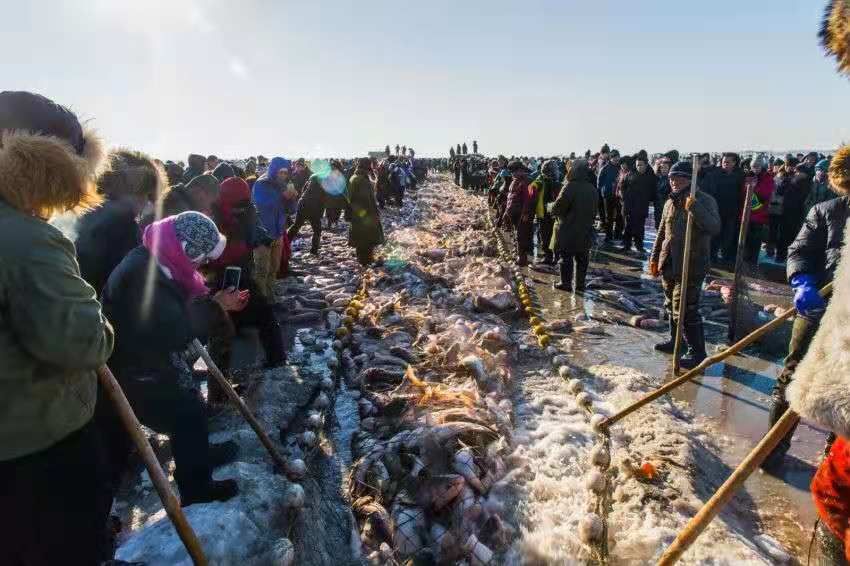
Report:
657,408,801,565
672,155,701,374
191,339,289,472
727,177,756,343
600,282,832,429
97,366,208,566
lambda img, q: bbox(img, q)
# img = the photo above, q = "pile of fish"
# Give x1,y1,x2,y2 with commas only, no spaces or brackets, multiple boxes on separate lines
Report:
336,184,526,564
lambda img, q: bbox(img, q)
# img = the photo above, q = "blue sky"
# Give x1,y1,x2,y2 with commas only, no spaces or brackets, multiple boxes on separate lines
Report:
3,0,847,159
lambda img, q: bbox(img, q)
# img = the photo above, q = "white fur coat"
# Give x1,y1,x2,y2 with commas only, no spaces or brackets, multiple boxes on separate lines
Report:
788,222,850,437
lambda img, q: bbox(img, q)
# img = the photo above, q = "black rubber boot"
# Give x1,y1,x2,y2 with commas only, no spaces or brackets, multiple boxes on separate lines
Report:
679,322,707,370
260,318,287,368
761,387,800,470
209,440,239,468
181,479,239,506
654,319,677,354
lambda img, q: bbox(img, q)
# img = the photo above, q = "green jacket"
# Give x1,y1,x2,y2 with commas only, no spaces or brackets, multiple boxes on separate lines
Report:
0,201,114,460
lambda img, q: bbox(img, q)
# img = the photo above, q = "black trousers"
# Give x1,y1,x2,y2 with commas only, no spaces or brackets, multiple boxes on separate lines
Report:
121,374,212,503
515,220,534,261
622,213,647,250
604,196,623,239
287,209,322,253
0,419,114,566
558,251,589,290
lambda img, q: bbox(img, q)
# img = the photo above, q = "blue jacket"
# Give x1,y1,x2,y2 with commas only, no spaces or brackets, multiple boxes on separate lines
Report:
597,162,619,198
252,157,292,239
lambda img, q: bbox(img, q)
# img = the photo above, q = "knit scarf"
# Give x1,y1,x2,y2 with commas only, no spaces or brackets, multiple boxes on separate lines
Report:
142,217,209,299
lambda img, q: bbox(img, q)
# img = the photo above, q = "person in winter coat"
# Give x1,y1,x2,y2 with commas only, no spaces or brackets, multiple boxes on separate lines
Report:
76,149,169,295
211,161,236,183
160,173,221,219
654,157,671,229
347,158,384,265
620,152,657,254
530,161,559,265
649,161,721,369
287,160,348,254
206,177,285,394
323,160,349,228
777,160,814,262
766,159,787,258
597,149,622,241
182,153,206,184
252,156,298,299
548,159,598,292
502,161,536,266
762,145,850,471
805,158,837,214
0,91,116,565
709,153,744,263
102,212,245,506
741,155,775,264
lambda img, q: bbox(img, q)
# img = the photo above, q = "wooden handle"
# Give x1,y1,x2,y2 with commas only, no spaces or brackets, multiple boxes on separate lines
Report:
672,155,701,374
191,339,289,471
657,408,800,565
601,282,833,429
97,366,208,566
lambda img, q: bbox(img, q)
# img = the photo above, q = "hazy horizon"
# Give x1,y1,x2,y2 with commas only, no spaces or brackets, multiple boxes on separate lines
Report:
4,0,848,160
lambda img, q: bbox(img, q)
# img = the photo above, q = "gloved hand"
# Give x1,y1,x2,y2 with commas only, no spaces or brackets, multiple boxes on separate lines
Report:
685,196,696,211
791,274,825,318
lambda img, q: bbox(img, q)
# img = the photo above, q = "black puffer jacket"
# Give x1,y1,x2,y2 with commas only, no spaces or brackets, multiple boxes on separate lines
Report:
786,196,849,285
75,198,140,294
102,246,221,377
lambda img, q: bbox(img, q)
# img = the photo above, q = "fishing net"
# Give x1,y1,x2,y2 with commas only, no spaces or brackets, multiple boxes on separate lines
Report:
719,219,793,356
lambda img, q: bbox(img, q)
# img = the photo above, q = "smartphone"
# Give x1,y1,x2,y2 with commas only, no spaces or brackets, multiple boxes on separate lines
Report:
222,266,241,290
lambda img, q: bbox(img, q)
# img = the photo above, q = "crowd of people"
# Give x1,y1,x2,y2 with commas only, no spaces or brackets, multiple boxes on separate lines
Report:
3,85,850,564
0,90,432,565
465,141,850,560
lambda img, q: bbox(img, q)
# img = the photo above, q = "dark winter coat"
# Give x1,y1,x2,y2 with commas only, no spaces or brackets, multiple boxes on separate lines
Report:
75,198,141,294
651,189,721,280
102,246,221,378
503,174,535,227
711,168,745,216
782,170,812,226
787,196,849,285
347,171,384,250
597,162,619,198
621,168,657,220
656,174,670,211
549,160,599,254
297,175,327,220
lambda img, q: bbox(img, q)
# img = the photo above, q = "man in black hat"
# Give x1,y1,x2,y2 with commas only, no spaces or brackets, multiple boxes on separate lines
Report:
649,161,721,369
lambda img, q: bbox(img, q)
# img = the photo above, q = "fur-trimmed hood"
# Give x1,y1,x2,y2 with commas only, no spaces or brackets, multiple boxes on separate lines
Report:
822,0,850,77
788,221,850,437
0,128,106,218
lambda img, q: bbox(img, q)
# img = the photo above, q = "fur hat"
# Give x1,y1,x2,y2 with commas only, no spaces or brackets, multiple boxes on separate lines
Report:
97,149,168,201
0,91,106,217
635,149,649,163
600,143,611,155
828,145,850,194
820,0,850,76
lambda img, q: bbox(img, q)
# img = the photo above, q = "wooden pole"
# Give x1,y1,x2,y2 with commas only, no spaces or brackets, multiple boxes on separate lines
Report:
97,366,208,566
727,177,756,344
657,408,801,565
191,339,289,472
672,155,701,374
600,282,832,429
